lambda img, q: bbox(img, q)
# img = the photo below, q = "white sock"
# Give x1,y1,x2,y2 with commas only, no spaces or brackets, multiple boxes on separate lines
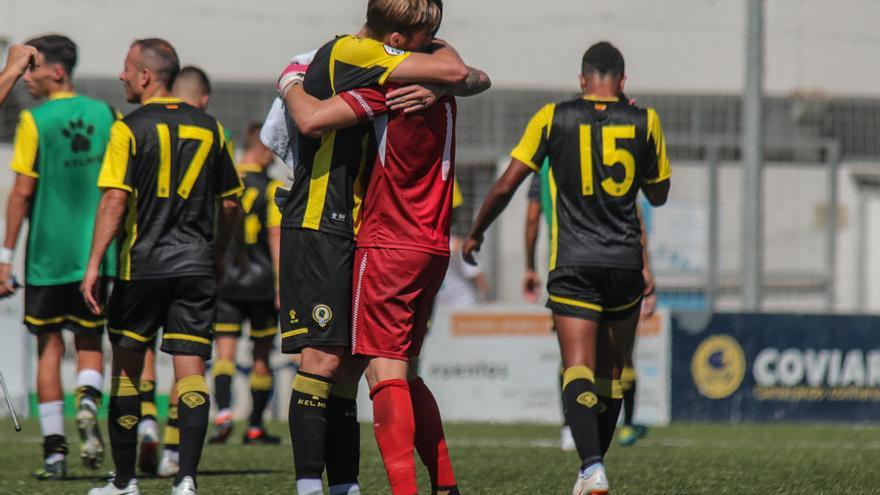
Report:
296,478,324,495
77,369,103,391
329,483,361,495
46,453,64,464
38,401,65,437
138,417,158,437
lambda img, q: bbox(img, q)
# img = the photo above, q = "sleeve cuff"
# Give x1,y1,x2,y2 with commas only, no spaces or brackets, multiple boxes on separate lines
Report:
97,181,133,192
510,151,540,172
10,163,39,178
644,170,671,185
376,51,411,85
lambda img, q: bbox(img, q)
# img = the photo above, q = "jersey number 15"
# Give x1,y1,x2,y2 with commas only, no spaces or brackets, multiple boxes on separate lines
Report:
579,124,636,198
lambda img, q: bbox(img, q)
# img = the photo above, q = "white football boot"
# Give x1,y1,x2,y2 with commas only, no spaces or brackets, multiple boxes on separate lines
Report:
88,478,140,495
572,463,609,495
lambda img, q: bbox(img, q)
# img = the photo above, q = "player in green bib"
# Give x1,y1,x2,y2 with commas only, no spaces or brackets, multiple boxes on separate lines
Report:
0,34,117,480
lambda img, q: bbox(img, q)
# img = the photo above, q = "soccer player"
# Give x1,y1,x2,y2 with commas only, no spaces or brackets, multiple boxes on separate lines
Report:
275,2,472,493
82,38,242,495
463,41,671,495
0,34,117,480
0,43,39,105
208,122,283,446
135,64,235,478
285,19,489,495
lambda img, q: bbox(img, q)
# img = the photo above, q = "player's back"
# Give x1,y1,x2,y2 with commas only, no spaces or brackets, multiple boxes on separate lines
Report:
100,97,242,280
348,84,457,255
283,35,411,238
219,165,281,301
20,94,118,285
513,96,670,271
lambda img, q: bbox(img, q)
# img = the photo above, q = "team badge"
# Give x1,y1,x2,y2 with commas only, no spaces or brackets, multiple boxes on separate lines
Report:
117,415,138,430
576,392,598,408
139,380,154,393
181,392,206,408
312,304,333,328
289,309,299,325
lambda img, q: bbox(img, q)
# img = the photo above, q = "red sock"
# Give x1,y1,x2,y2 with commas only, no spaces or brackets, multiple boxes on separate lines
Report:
371,379,417,495
410,377,456,490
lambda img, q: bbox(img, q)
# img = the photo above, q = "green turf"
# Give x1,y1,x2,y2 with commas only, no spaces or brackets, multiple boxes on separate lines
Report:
1,419,878,494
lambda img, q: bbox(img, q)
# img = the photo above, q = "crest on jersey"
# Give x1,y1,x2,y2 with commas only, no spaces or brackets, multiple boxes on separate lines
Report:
313,304,333,328
384,45,405,56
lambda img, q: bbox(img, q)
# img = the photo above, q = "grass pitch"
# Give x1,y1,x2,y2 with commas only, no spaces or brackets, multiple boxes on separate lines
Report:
0,420,877,494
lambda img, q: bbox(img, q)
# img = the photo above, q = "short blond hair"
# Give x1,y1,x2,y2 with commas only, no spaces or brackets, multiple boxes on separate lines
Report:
366,0,443,38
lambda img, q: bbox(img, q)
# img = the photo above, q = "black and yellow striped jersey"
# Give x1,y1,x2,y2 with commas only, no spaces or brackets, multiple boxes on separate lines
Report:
98,97,244,281
281,34,411,237
511,96,671,271
219,164,282,301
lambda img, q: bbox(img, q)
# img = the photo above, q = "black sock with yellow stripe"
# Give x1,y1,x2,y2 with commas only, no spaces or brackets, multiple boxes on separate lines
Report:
163,405,179,452
249,373,273,428
621,366,637,426
109,376,140,488
289,371,331,481
213,360,235,413
325,382,360,487
75,385,102,411
176,375,210,485
562,366,602,469
596,377,623,456
139,379,157,421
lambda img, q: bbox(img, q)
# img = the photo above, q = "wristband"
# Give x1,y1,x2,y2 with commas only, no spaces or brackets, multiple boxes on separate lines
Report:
0,247,13,264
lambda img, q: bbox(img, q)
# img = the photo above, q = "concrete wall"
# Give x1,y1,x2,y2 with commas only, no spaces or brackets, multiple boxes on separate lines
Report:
1,0,879,95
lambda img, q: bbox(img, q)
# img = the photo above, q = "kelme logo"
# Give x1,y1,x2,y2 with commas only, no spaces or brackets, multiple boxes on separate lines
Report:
181,392,206,408
691,334,746,399
117,415,138,430
576,392,598,408
61,119,94,153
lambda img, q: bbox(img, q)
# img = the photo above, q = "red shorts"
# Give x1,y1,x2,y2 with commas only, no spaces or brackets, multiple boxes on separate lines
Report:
351,247,449,360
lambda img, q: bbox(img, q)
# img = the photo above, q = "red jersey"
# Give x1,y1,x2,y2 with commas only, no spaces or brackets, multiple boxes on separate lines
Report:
339,84,456,256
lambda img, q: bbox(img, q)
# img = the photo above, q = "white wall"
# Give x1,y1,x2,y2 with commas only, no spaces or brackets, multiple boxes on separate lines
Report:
1,0,879,95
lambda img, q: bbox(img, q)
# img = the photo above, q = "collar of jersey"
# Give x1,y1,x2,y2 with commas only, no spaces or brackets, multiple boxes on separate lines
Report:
236,163,264,173
582,95,620,102
49,91,76,101
144,96,184,105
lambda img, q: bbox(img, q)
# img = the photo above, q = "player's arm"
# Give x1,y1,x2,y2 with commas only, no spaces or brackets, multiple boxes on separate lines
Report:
215,123,244,279
284,85,360,138
82,188,128,314
0,110,41,296
386,39,468,86
641,108,671,207
464,104,553,264
386,66,491,114
0,44,38,106
638,205,657,317
462,159,534,265
82,120,136,313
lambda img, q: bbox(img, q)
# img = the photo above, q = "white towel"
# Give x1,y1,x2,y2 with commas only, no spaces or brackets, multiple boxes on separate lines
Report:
260,49,317,174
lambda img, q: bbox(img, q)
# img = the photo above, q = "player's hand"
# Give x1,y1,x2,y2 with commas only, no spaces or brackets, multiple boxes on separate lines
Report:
0,263,15,298
3,44,38,76
80,268,102,315
522,269,542,304
277,62,308,98
461,235,482,266
387,84,444,114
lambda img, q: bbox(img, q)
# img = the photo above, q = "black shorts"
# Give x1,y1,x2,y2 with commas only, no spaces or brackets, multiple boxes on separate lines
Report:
25,280,109,335
214,298,278,341
546,266,644,322
107,276,216,358
279,228,354,354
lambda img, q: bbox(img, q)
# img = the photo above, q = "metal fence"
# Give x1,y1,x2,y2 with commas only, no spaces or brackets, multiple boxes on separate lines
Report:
1,80,876,312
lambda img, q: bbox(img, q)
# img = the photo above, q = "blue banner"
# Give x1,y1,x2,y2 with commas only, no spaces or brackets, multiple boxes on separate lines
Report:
672,313,880,422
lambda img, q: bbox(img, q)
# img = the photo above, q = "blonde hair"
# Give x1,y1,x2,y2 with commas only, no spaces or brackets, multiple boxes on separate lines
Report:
366,0,443,38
